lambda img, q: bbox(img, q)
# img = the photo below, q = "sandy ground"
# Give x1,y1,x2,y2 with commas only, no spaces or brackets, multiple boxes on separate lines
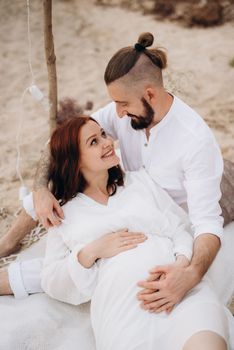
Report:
0,0,234,235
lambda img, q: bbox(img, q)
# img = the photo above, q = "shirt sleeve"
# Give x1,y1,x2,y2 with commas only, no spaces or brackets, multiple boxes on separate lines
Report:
23,192,37,220
142,170,194,261
41,227,99,305
91,102,119,140
163,201,194,261
183,138,224,240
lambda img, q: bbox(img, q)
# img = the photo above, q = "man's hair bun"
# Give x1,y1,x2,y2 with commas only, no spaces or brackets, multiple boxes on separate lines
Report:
137,32,154,49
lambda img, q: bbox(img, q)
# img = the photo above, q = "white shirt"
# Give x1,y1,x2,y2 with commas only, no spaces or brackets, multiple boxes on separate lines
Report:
41,170,193,305
92,95,224,239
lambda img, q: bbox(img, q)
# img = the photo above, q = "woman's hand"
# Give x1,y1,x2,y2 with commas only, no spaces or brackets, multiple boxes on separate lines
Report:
78,229,147,268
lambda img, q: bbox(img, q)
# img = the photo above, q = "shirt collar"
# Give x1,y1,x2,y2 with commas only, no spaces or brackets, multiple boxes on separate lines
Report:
149,94,177,135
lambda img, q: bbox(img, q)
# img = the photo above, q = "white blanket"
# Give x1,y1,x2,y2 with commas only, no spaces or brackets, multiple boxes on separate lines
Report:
0,223,233,350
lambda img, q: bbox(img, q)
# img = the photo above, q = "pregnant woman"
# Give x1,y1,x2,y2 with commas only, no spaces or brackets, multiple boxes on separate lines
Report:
41,112,233,350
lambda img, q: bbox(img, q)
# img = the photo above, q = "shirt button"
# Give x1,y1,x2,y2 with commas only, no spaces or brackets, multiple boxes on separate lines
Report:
142,165,145,168
144,143,148,147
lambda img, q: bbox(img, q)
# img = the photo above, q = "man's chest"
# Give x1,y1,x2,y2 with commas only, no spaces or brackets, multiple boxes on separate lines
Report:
118,129,187,202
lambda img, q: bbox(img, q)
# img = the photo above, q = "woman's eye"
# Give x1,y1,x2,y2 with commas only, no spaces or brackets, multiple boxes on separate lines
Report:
101,130,107,138
91,138,98,146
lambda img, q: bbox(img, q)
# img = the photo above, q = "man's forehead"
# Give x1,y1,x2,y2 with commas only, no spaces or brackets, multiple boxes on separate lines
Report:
108,81,130,98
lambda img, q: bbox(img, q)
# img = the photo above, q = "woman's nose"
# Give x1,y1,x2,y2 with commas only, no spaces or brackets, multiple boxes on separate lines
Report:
103,136,113,148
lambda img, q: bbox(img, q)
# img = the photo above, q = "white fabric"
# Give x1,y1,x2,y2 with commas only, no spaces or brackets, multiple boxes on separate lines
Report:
92,95,224,239
8,237,46,299
4,226,234,350
206,221,234,305
8,259,44,299
40,170,234,350
8,262,28,299
23,192,37,221
0,293,94,350
41,170,193,304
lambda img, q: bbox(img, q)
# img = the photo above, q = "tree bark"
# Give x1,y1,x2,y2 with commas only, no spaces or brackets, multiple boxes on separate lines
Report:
43,0,57,134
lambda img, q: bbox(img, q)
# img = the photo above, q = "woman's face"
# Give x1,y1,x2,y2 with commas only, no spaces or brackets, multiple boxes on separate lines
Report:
79,120,120,174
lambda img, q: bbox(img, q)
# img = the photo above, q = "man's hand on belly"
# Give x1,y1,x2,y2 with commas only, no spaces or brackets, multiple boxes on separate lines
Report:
136,262,199,314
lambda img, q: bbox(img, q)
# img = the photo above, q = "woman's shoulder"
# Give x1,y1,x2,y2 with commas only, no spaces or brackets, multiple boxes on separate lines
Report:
60,194,87,218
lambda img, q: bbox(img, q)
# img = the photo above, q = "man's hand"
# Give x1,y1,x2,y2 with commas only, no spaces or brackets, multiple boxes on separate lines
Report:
137,261,200,314
33,187,64,229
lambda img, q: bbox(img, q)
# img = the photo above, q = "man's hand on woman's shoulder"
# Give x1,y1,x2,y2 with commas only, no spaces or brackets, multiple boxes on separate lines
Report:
33,187,64,229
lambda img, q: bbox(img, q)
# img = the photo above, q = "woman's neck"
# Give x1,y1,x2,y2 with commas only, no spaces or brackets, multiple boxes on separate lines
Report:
83,170,110,204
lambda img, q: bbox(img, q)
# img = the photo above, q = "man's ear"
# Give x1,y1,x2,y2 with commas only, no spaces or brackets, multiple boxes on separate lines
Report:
145,87,157,104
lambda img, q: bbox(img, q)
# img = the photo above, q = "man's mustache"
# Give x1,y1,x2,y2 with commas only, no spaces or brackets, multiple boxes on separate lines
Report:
127,113,141,119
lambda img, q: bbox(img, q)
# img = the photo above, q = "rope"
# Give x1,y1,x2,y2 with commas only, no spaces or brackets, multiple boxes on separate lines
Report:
26,0,35,84
15,0,35,188
15,0,48,194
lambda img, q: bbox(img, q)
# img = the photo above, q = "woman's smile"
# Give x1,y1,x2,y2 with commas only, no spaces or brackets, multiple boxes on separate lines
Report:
101,148,115,159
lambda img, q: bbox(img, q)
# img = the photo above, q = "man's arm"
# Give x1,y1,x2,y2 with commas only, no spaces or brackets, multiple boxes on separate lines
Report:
137,138,223,313
33,144,64,228
190,233,220,278
33,143,51,190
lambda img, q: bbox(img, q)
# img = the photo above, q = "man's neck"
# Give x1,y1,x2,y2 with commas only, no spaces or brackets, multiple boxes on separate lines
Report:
146,92,173,138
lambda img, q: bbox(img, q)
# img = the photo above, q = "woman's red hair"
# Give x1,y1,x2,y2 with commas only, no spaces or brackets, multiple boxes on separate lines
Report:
48,106,124,205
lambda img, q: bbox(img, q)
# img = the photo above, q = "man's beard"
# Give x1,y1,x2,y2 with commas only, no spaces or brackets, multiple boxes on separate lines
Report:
128,97,154,130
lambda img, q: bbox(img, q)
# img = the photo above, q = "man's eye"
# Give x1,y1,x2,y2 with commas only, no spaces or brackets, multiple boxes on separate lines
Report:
91,138,98,146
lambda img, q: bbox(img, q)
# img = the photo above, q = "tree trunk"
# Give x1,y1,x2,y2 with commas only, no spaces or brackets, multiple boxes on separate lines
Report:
43,0,57,134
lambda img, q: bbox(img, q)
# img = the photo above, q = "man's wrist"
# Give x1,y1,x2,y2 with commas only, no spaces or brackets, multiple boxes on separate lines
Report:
186,264,202,284
175,255,190,267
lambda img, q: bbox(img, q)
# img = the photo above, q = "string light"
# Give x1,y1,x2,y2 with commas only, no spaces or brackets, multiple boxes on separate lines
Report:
16,0,49,201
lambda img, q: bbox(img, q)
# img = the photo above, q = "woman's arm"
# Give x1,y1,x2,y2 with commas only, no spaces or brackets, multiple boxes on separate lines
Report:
41,227,147,305
41,227,99,305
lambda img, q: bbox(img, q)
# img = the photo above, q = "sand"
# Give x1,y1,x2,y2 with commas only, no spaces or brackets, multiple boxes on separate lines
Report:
0,0,234,234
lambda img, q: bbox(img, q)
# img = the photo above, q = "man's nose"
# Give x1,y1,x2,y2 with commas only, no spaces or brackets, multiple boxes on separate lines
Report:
116,105,127,118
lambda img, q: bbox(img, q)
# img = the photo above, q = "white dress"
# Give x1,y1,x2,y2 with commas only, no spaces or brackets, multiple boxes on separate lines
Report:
41,169,233,350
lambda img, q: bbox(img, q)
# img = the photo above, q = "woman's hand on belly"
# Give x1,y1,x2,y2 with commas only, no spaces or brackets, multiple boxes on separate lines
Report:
78,229,147,268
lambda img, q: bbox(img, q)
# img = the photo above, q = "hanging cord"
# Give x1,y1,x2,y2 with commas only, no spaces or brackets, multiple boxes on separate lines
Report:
16,0,49,201
16,88,29,187
26,0,35,84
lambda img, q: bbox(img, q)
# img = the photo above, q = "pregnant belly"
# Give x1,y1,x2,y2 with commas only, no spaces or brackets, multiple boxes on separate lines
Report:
98,234,175,287
91,235,175,348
